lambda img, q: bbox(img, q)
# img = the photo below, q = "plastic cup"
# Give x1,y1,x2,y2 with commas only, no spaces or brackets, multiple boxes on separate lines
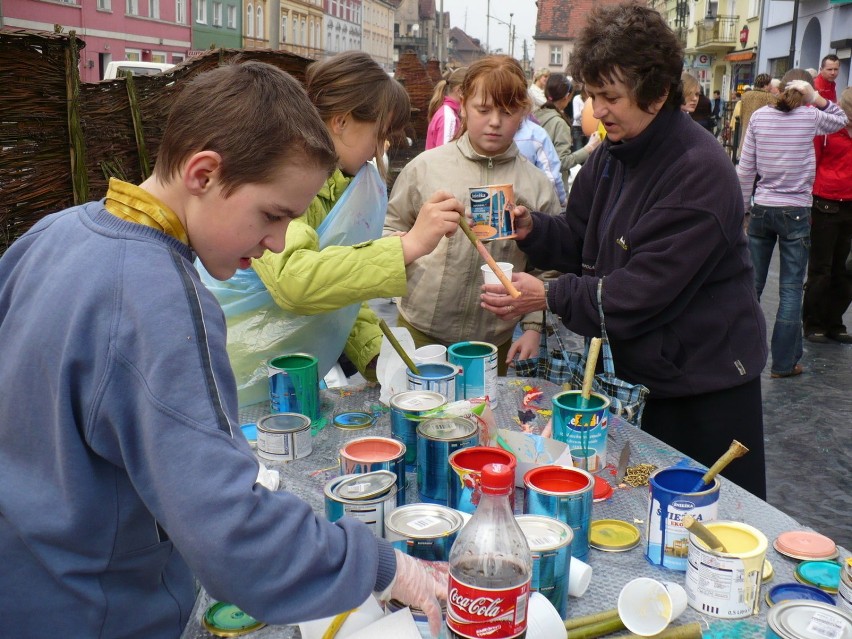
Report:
481,262,514,286
527,592,568,639
568,557,593,597
413,344,448,364
617,577,687,636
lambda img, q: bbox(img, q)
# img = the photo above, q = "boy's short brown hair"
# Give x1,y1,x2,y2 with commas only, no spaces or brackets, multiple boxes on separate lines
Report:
155,61,337,196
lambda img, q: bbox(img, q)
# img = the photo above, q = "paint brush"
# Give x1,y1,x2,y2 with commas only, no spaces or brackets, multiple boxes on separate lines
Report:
579,338,602,409
683,514,727,552
378,319,420,376
689,439,749,492
458,215,522,298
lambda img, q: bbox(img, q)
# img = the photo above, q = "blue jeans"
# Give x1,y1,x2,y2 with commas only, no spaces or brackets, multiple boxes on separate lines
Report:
748,204,810,375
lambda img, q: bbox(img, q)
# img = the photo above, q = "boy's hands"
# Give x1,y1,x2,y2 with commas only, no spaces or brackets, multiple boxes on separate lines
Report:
401,191,465,265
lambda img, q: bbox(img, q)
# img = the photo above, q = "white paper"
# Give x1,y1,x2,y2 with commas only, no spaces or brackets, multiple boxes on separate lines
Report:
346,607,422,639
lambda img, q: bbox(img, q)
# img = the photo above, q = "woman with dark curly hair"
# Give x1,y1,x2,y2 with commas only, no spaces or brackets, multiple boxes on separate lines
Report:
481,3,769,498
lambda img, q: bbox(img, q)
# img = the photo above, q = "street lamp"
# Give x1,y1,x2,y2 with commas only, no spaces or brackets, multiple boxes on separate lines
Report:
487,12,515,57
703,1,717,30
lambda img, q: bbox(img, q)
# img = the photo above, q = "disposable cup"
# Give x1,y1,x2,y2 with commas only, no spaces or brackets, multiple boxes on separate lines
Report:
413,344,448,364
527,592,568,639
481,262,514,286
617,577,687,636
568,557,593,597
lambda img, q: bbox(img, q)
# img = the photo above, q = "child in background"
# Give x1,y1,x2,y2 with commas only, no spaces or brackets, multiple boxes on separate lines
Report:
513,116,566,208
229,52,463,398
385,55,564,375
0,61,446,638
426,66,467,150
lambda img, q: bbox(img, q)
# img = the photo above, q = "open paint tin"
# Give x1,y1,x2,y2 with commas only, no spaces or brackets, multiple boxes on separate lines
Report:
202,602,266,637
339,436,406,506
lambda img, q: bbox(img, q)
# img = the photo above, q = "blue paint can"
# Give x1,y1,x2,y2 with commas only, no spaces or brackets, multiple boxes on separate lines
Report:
267,353,320,420
339,436,407,507
384,503,465,562
416,417,479,505
447,341,498,408
645,466,720,571
517,515,573,620
407,362,460,400
552,390,610,474
389,391,446,472
523,465,594,563
324,471,398,538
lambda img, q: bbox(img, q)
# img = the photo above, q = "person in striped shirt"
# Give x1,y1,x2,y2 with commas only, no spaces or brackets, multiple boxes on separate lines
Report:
737,68,847,378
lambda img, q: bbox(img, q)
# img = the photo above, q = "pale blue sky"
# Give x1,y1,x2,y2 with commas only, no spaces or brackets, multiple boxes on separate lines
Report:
440,0,537,60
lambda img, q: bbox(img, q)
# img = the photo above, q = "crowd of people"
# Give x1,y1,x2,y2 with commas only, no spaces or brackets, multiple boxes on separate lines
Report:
0,2,849,637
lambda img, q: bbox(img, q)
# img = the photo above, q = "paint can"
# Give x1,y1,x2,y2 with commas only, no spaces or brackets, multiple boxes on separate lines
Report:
523,465,594,562
255,413,312,462
516,515,574,620
389,391,446,472
407,362,460,400
324,471,398,538
469,183,515,240
447,341,498,408
384,503,465,562
684,520,767,619
645,466,721,571
416,417,479,505
339,436,407,506
551,390,610,474
766,600,852,638
839,559,852,613
267,353,320,420
447,446,517,514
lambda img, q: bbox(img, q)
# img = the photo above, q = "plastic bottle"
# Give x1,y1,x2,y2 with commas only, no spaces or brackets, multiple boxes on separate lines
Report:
446,463,532,639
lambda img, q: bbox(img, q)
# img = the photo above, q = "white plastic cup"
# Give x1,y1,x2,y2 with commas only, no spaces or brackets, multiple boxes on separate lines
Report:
527,592,568,639
297,595,384,639
481,262,514,286
413,344,448,364
617,577,687,636
568,557,593,597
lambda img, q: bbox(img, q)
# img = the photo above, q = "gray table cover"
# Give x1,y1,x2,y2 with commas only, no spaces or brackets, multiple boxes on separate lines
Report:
181,378,850,639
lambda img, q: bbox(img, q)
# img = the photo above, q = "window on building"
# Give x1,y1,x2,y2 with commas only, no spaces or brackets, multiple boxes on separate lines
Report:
195,0,206,23
282,15,288,42
549,45,562,66
152,51,167,62
315,22,320,48
292,15,298,44
301,19,306,45
126,0,138,15
227,5,236,28
748,0,759,17
97,0,111,10
175,0,186,23
149,0,159,19
247,3,254,36
212,2,222,26
125,48,142,61
256,6,263,40
172,54,185,63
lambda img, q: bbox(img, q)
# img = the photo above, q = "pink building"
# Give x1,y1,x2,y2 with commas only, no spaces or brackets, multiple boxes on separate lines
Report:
2,0,192,82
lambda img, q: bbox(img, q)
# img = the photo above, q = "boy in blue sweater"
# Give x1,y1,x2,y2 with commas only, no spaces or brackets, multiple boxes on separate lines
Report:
0,61,445,638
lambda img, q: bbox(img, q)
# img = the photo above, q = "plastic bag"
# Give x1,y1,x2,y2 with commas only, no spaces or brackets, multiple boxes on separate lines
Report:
198,163,388,407
376,326,417,405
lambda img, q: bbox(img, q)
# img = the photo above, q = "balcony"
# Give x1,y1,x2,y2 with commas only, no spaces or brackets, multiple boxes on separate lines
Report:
693,15,739,53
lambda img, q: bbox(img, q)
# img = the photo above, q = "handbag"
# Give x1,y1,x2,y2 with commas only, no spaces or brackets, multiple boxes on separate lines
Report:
514,278,649,426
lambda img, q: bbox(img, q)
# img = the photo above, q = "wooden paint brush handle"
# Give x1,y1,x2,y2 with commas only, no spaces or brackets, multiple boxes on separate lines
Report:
581,338,602,402
458,216,522,298
683,515,727,552
701,439,749,486
378,319,420,376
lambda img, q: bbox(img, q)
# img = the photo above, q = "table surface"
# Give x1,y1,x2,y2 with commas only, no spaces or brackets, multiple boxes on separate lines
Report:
181,378,850,639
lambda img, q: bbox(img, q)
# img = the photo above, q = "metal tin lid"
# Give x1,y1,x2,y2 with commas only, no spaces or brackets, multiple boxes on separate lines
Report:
765,583,837,607
202,602,266,637
774,530,838,561
417,417,478,442
593,475,614,502
389,390,446,412
257,412,311,434
385,504,464,539
334,471,397,500
589,519,641,552
768,600,852,639
516,514,574,551
332,411,374,430
795,560,842,593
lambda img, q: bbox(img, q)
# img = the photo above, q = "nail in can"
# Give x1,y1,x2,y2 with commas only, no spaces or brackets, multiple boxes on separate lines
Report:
256,413,312,462
516,514,574,620
267,353,320,420
766,600,852,638
416,417,479,505
389,391,446,472
384,503,465,562
523,465,594,562
469,183,515,240
448,446,517,514
447,341,498,408
339,436,407,506
407,362,460,401
324,471,398,538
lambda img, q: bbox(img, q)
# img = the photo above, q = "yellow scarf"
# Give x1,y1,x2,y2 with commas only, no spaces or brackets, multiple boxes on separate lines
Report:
104,178,189,245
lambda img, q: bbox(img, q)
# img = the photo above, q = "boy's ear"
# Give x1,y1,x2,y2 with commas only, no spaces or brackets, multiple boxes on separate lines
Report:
183,151,224,195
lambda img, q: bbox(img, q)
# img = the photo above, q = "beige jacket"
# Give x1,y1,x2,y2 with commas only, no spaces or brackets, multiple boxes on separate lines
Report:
385,133,563,346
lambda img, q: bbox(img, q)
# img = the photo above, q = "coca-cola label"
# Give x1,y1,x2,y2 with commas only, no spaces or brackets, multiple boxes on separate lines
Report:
447,574,530,638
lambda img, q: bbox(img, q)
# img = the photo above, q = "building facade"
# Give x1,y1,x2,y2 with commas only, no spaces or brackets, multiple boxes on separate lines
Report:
393,0,437,63
281,0,324,59
362,0,395,70
324,0,361,57
192,0,242,49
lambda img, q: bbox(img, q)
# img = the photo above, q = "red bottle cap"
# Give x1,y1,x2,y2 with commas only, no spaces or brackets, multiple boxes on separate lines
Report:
480,463,515,494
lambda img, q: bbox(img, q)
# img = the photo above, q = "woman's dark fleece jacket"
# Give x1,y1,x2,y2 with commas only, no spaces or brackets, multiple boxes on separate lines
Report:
519,107,767,398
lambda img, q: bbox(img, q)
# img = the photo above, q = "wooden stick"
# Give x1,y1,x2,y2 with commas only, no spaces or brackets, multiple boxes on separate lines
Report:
690,439,749,491
683,515,727,553
610,622,704,639
581,337,602,405
458,216,522,298
378,319,420,376
565,609,620,630
566,615,626,639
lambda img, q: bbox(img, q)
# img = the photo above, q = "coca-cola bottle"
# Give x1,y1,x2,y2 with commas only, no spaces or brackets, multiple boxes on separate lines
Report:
446,463,532,639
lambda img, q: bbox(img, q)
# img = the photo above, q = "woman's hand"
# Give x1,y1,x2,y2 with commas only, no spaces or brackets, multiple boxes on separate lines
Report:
402,191,464,265
480,272,547,320
585,131,602,153
509,204,534,241
507,329,540,364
